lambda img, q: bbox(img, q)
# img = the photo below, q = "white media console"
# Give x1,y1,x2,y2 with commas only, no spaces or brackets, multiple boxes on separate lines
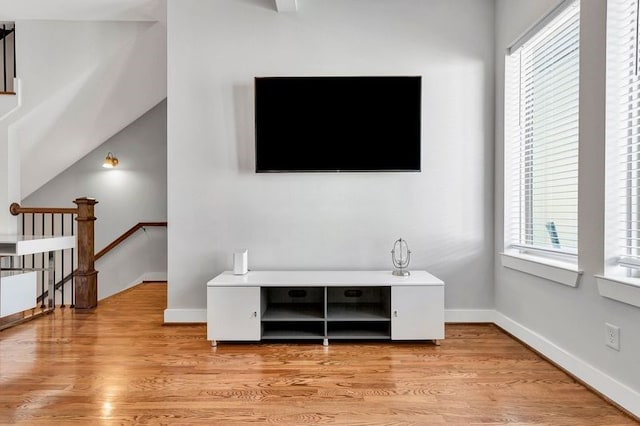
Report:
206,270,444,346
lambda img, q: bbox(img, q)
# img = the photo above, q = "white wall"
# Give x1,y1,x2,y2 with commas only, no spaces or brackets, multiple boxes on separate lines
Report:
166,0,496,319
495,0,640,408
24,100,167,300
95,226,167,300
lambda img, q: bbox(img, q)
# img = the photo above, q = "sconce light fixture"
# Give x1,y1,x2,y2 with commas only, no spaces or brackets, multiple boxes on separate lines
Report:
103,152,119,168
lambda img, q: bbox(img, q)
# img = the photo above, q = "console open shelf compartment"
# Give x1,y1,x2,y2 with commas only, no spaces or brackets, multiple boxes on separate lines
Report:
261,287,325,321
326,286,391,321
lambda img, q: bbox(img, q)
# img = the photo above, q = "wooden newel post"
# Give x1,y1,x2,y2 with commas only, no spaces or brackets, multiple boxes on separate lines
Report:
74,197,98,310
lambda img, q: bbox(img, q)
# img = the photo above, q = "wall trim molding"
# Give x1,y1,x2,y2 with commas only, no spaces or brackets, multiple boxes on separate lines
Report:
595,275,640,309
138,271,168,283
500,252,582,287
99,272,168,301
163,308,206,323
494,311,640,418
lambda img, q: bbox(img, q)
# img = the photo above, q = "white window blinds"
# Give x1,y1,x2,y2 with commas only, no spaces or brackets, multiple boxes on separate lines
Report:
505,0,580,256
606,0,640,268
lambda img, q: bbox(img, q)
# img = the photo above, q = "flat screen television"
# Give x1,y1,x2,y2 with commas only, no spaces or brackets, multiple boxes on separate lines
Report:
254,76,421,172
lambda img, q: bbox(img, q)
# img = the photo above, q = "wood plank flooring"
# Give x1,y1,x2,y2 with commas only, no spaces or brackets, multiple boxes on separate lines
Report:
0,283,636,425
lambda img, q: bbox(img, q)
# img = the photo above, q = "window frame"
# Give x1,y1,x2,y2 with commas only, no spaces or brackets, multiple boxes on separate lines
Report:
600,0,640,308
503,0,581,264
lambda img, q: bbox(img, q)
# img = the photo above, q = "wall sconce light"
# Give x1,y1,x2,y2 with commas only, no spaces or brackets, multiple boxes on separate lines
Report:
103,152,119,168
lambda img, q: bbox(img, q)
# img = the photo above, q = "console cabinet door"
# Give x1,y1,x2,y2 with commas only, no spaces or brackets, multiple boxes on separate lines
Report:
391,285,444,340
207,286,260,341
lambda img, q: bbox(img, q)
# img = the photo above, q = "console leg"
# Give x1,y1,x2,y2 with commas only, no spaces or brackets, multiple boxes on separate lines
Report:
211,340,218,347
323,338,329,347
433,339,441,346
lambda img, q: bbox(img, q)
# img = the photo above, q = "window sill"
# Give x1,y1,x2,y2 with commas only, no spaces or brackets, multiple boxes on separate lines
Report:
595,275,640,309
500,252,582,287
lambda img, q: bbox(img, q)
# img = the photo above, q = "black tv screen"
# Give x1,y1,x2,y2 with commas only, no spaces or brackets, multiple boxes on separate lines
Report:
254,76,421,172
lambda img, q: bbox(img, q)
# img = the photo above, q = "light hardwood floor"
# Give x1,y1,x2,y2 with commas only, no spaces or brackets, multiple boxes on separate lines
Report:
0,283,636,425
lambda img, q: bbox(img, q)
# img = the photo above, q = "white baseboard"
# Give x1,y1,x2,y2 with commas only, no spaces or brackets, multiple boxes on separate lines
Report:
445,309,496,323
494,311,640,418
138,271,168,283
163,308,206,323
99,272,168,301
125,272,167,292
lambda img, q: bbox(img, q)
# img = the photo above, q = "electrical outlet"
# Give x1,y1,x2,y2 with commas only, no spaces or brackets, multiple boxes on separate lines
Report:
605,323,620,351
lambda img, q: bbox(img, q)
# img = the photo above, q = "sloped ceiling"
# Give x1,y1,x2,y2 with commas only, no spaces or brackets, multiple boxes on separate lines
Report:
16,21,167,197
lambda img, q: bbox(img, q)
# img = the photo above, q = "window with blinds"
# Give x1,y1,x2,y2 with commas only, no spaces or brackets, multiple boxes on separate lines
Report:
606,0,640,270
505,0,580,257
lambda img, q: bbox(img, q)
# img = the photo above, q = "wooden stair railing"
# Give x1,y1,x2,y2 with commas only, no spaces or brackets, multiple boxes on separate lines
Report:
95,222,167,261
8,199,166,310
10,198,98,310
9,204,78,215
37,221,168,305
